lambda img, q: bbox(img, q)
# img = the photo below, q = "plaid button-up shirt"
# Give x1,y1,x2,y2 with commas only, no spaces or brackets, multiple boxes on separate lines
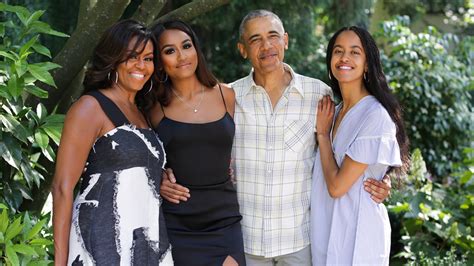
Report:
231,64,332,257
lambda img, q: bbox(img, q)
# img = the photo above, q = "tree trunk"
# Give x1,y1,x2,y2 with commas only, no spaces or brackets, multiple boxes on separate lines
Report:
41,0,131,113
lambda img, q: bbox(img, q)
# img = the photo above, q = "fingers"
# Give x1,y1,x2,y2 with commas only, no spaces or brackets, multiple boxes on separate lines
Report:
165,168,177,183
159,172,190,204
364,178,390,203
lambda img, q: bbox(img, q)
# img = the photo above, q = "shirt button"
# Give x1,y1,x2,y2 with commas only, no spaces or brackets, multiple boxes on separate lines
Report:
267,170,272,174
268,145,273,149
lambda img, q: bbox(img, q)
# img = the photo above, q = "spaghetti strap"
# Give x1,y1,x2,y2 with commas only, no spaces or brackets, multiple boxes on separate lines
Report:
218,84,227,112
88,90,130,127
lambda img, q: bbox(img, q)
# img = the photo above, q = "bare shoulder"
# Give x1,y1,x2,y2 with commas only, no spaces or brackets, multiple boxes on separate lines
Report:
148,102,165,129
65,95,104,126
218,83,235,101
217,83,235,116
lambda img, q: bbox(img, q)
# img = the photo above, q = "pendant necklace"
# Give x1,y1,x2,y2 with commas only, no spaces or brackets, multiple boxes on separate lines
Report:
171,84,205,113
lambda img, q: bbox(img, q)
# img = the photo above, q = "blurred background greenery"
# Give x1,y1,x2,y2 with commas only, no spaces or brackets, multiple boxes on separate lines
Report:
0,0,472,264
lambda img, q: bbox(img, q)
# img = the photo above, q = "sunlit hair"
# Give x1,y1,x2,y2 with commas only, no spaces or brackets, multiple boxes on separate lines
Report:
144,19,218,112
82,19,156,103
238,9,285,42
326,26,410,176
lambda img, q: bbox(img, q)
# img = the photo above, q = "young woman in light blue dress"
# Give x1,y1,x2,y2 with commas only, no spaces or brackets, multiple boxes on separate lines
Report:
310,26,410,265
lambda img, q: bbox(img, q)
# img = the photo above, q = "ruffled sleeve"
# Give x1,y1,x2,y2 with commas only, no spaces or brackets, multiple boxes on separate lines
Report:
345,106,402,166
346,135,401,166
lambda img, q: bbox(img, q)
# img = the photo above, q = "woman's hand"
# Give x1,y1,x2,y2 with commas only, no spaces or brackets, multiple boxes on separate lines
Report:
316,95,335,137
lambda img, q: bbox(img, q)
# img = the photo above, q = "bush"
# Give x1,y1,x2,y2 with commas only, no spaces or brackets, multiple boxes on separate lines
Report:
388,148,474,264
0,204,53,265
375,16,473,177
0,3,67,211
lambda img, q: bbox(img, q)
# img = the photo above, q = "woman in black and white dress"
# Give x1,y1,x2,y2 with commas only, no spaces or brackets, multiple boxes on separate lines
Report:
52,19,172,265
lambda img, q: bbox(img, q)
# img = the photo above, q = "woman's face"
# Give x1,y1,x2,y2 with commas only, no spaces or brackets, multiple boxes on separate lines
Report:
330,30,367,85
116,39,154,92
158,29,198,81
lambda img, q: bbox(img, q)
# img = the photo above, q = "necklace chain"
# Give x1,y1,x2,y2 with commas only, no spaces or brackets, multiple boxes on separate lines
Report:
171,84,205,113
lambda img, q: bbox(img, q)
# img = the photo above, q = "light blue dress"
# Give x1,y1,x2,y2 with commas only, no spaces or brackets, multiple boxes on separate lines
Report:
310,95,401,265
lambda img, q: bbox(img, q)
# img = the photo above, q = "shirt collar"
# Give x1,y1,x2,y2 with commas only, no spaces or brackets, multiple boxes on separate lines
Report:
241,63,305,97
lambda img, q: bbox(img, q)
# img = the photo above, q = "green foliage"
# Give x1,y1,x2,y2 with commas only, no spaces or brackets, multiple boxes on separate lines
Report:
388,148,474,263
191,0,328,82
375,16,474,177
0,2,66,211
0,205,53,265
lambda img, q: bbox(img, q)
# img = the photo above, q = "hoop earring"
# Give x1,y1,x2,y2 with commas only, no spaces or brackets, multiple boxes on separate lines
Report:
145,80,153,95
158,72,168,83
115,71,119,84
107,72,111,81
328,73,332,80
364,72,368,82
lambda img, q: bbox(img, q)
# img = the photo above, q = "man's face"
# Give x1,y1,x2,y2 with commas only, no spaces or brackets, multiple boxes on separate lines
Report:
238,16,288,75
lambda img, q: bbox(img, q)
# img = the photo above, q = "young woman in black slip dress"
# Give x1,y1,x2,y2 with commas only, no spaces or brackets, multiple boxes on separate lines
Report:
142,19,245,266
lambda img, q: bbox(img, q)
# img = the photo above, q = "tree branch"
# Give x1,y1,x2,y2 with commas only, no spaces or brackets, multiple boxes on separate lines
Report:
131,0,167,25
154,0,230,24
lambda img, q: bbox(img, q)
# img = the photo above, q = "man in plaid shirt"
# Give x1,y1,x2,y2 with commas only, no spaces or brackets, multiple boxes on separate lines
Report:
160,9,391,265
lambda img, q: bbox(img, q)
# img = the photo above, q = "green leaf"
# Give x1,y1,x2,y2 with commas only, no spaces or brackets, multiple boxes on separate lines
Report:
20,161,42,187
42,125,62,145
31,43,51,58
12,243,37,256
25,218,47,241
0,3,29,18
7,74,20,98
0,113,30,143
34,130,49,150
0,134,23,169
0,209,9,234
5,243,20,266
15,59,28,77
42,145,55,162
26,10,45,27
0,203,8,209
32,62,61,72
0,51,17,61
28,260,52,266
5,216,23,241
29,21,69,37
19,35,39,58
27,64,56,87
24,85,48,98
36,103,47,120
29,238,52,246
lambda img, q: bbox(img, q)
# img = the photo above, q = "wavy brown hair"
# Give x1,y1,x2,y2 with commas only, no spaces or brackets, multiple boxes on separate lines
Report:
82,19,157,105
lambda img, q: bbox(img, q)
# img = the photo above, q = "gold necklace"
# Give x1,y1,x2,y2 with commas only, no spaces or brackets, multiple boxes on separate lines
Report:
171,84,205,113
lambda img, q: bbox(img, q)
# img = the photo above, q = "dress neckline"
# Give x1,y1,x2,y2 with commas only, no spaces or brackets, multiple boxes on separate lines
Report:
159,112,233,126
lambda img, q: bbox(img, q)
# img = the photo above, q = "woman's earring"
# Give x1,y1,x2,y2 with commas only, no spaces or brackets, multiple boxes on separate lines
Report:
145,80,153,95
328,73,332,80
364,72,368,82
115,71,119,83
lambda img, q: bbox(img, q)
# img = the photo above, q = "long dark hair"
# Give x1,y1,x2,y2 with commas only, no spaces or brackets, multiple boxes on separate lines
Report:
82,19,156,101
326,26,410,176
144,19,218,112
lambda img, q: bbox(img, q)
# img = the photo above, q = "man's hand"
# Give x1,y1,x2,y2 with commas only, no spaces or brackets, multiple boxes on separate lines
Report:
160,168,190,204
363,175,391,203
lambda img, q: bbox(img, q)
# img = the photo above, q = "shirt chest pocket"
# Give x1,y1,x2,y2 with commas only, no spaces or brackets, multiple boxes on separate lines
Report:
284,120,314,153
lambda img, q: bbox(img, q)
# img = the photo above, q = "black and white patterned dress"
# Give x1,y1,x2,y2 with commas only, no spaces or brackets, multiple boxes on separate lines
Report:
67,91,172,265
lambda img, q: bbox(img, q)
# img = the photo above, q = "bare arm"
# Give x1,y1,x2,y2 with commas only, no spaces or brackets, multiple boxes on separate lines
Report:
51,97,104,265
316,96,368,198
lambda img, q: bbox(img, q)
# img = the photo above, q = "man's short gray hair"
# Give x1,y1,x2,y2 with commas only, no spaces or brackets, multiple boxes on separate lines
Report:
238,9,285,42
